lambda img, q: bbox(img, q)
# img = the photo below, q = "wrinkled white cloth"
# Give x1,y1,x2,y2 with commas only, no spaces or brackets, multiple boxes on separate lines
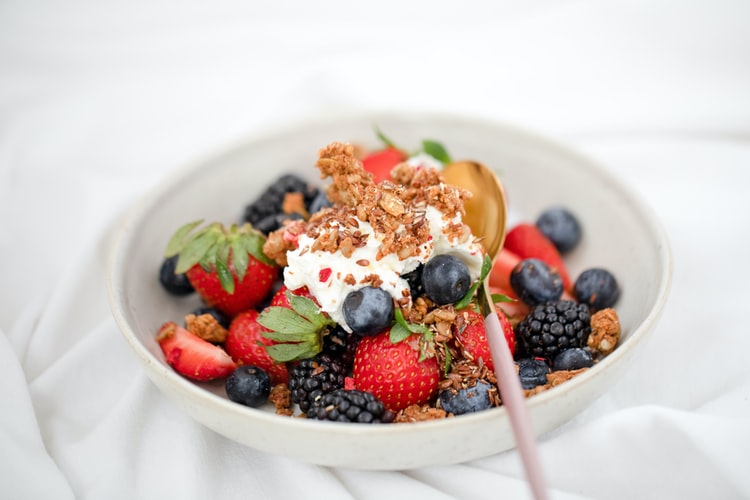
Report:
2,1,750,499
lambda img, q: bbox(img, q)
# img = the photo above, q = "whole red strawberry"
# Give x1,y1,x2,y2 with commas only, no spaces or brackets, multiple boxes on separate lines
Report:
157,322,236,381
353,329,440,412
503,223,572,292
454,308,516,372
225,310,289,385
362,147,407,183
164,220,279,317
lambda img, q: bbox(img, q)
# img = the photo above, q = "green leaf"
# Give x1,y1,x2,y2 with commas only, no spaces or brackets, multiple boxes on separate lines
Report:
389,323,412,344
442,342,452,376
422,140,452,164
215,256,235,294
242,230,275,266
175,230,218,274
261,328,317,343
288,292,332,329
491,293,516,304
257,307,318,336
164,220,203,257
263,342,320,363
454,254,493,310
394,308,431,336
374,126,398,149
230,237,248,281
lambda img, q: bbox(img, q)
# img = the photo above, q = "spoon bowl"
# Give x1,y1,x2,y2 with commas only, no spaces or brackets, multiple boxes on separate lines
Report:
442,161,508,259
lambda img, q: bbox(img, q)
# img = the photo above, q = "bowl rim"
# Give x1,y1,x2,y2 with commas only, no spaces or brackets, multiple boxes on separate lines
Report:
106,109,673,441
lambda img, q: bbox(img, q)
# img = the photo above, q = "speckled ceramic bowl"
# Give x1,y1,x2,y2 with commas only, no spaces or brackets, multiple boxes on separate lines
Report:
107,112,672,470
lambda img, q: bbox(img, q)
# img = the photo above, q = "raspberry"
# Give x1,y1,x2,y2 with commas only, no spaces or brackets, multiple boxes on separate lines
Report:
516,300,591,361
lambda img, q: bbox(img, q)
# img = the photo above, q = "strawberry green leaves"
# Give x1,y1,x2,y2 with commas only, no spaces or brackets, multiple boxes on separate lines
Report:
373,127,453,165
164,220,275,295
258,291,335,362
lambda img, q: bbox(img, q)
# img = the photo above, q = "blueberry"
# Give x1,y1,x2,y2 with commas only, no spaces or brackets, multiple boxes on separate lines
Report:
342,286,394,336
552,348,593,371
159,255,194,295
189,306,231,329
421,254,472,305
509,258,563,306
307,190,332,214
516,358,550,390
574,268,620,311
439,381,494,415
536,206,582,254
225,365,271,408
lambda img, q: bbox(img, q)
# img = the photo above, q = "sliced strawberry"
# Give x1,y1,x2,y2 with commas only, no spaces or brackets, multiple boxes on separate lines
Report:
488,248,522,297
504,223,572,291
225,310,289,385
454,308,516,372
362,147,407,183
353,330,440,412
157,322,236,381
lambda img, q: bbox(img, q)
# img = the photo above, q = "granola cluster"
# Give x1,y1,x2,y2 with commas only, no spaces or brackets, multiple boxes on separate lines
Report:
263,141,477,268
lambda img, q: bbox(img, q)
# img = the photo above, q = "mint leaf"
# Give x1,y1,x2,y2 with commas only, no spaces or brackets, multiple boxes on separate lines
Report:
454,254,493,310
422,140,452,164
375,126,398,149
442,342,452,376
394,308,430,336
491,293,516,304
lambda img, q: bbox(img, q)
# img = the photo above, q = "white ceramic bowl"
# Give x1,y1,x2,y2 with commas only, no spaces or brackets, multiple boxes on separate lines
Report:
107,112,672,470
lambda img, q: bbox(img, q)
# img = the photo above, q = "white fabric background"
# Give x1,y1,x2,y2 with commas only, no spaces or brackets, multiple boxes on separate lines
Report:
2,1,749,499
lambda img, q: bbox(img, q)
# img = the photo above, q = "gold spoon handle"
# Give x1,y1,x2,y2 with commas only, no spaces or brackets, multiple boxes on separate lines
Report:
480,279,549,500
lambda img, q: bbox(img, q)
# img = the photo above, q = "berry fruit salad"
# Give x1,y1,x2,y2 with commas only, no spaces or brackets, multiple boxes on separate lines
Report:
156,133,623,424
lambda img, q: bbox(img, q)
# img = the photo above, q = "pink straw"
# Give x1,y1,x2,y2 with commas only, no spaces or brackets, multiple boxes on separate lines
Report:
483,283,549,500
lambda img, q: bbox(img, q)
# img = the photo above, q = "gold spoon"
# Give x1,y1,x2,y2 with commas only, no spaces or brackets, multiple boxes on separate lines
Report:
442,161,548,500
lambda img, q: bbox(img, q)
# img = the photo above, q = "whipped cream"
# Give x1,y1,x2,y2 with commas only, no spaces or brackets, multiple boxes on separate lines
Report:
284,204,484,331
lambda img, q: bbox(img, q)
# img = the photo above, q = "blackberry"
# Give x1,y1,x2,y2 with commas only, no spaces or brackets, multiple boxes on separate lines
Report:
321,326,359,369
401,264,424,298
306,389,395,423
516,300,591,361
244,174,319,230
288,354,347,413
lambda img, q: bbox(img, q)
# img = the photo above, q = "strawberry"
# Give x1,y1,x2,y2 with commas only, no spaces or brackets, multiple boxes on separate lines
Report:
489,285,530,327
269,285,315,309
164,220,279,317
503,223,572,292
157,322,237,381
454,307,516,372
225,310,289,385
353,329,440,412
362,147,407,183
488,248,522,297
